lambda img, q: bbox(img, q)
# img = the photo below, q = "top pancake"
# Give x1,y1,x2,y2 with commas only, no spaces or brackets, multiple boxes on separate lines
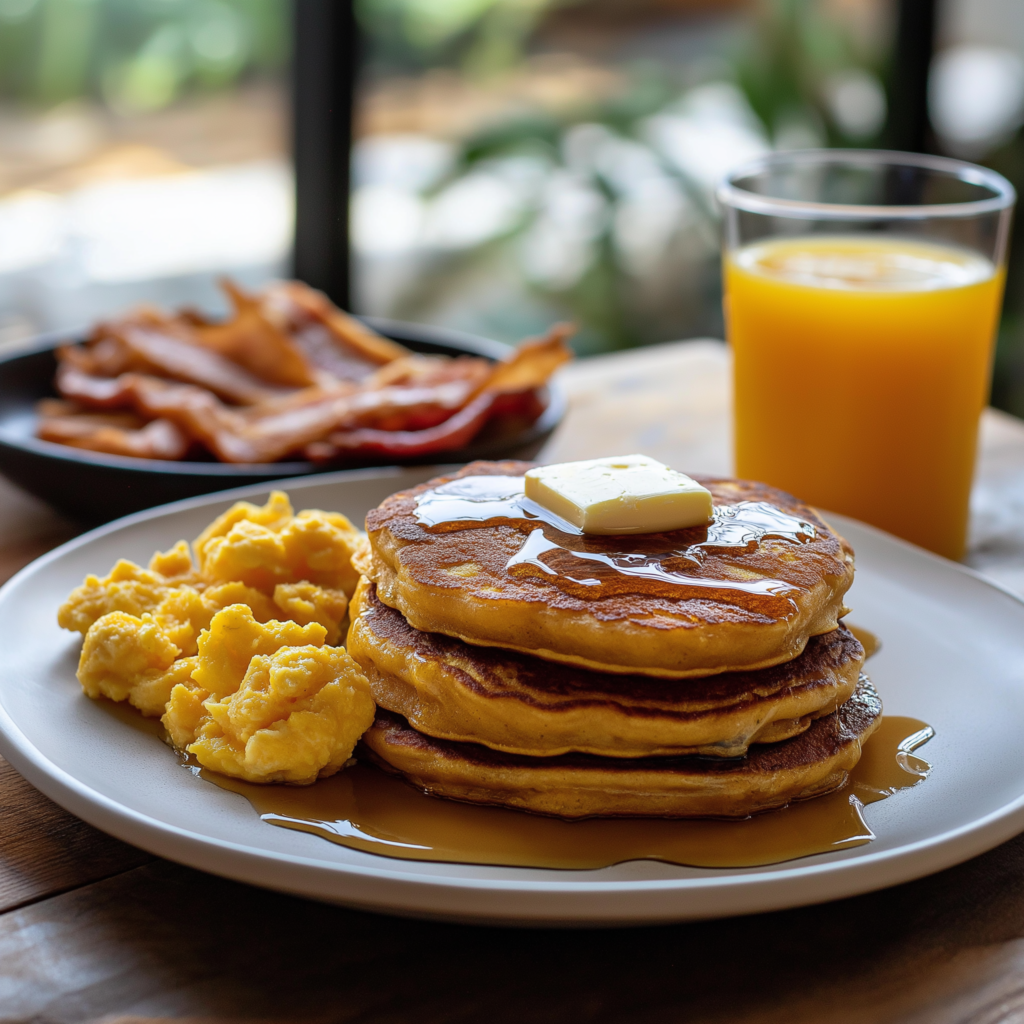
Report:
360,461,855,678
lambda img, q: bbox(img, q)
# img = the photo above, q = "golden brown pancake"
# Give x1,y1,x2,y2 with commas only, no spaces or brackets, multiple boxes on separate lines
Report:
348,578,865,758
360,677,882,819
358,461,855,678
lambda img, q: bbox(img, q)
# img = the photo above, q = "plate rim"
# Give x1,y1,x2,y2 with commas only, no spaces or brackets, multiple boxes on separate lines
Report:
2,473,1024,925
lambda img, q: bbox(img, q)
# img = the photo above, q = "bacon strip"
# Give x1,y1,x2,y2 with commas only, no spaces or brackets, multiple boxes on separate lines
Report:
264,280,409,365
116,326,288,404
192,280,320,388
468,323,575,398
363,353,492,392
306,390,546,461
301,328,573,462
58,323,291,405
57,365,140,408
38,414,189,460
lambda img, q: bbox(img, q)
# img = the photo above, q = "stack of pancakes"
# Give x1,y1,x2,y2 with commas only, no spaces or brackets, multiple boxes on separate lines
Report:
348,461,879,819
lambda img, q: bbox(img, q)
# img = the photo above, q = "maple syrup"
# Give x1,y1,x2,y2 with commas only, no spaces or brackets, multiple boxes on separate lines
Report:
192,715,932,870
847,624,881,660
413,474,817,599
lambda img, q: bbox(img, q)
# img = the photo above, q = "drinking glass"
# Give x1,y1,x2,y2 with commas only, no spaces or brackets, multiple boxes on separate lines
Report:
717,150,1015,560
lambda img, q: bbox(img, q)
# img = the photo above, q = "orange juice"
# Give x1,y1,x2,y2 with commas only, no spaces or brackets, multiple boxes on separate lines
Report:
726,236,1005,559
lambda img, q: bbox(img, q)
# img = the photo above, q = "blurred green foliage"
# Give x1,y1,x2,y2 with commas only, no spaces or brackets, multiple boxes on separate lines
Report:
732,0,887,147
0,0,287,112
356,0,577,79
428,67,713,354
360,0,890,353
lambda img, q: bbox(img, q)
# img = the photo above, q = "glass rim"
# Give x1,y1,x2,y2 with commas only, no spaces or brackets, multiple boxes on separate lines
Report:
716,149,1017,221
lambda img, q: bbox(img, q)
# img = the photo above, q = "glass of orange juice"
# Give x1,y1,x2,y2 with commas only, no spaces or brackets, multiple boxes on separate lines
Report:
717,150,1015,560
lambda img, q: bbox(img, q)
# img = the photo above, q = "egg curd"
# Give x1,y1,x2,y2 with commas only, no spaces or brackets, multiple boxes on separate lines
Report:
163,605,374,785
193,489,362,596
60,491,376,785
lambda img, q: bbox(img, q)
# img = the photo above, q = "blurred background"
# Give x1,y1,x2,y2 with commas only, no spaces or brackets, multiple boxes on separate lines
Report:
0,0,1021,405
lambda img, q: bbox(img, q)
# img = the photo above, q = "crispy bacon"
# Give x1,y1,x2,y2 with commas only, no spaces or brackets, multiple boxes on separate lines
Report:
44,279,574,464
38,412,189,460
59,370,490,463
116,326,288,404
262,280,409,366
191,280,321,388
303,326,573,462
57,364,140,408
469,324,575,397
61,311,298,404
363,353,493,392
306,390,546,461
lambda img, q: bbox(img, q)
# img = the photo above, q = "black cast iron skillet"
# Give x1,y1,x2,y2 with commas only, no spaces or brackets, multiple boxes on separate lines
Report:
0,317,565,524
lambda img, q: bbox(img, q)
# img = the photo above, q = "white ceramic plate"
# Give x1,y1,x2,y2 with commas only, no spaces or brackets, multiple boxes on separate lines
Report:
2,467,1024,927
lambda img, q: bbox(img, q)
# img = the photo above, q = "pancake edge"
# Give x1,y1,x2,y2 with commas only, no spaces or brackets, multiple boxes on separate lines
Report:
347,578,865,758
360,677,883,820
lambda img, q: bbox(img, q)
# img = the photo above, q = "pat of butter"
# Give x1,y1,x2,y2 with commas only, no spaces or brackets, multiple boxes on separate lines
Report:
524,455,713,535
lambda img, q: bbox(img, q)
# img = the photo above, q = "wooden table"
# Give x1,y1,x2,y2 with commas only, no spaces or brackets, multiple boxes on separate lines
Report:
4,340,1024,1022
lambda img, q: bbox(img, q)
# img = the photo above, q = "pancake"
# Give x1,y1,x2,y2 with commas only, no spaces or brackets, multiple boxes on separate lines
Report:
347,578,865,758
360,676,882,819
358,461,855,678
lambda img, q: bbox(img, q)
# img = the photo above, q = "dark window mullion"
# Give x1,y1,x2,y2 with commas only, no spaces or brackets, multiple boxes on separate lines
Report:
888,0,938,153
292,0,356,309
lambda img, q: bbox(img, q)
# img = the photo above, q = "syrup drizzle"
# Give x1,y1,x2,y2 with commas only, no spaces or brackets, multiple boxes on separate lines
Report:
507,529,798,596
414,475,817,598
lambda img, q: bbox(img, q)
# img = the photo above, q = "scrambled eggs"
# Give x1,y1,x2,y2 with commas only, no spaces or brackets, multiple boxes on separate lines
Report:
77,611,198,716
60,491,376,785
194,490,362,596
164,605,374,785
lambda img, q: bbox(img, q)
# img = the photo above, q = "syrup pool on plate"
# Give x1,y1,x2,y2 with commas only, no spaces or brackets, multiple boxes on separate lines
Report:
726,235,1005,560
193,711,933,871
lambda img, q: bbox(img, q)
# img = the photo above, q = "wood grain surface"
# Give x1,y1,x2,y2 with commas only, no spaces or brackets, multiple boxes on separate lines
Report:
3,341,1024,1023
4,845,1024,1024
0,757,151,914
